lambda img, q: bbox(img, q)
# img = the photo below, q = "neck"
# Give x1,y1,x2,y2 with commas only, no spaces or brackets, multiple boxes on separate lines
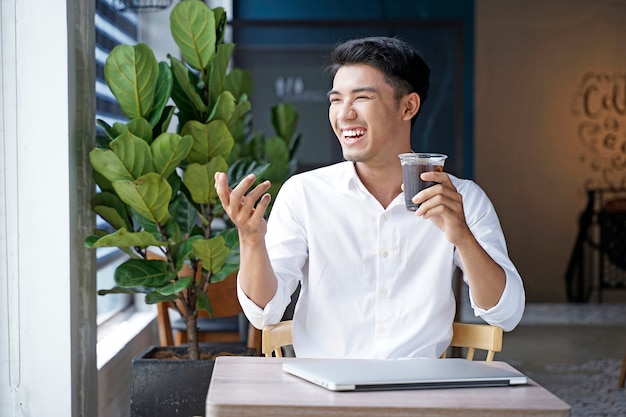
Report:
354,162,403,209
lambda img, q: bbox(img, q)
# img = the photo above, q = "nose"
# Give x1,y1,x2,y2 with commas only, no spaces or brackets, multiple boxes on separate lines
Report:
336,101,357,121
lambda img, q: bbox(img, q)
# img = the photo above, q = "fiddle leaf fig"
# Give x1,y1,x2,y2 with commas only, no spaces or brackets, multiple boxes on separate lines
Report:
91,191,132,231
191,236,228,274
104,43,159,119
169,55,207,122
170,0,215,71
127,117,153,144
113,173,172,224
183,119,234,164
151,133,194,179
115,259,172,289
91,228,164,248
147,62,174,130
88,0,300,361
156,276,193,296
89,131,153,183
208,43,235,105
271,102,299,145
183,156,229,204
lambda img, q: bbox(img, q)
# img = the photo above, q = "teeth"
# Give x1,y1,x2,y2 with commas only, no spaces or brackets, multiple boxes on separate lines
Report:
343,129,365,138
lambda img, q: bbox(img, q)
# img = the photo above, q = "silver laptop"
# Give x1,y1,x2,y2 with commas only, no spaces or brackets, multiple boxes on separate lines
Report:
282,358,528,392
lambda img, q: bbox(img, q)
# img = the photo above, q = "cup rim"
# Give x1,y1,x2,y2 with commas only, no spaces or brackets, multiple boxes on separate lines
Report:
398,152,448,159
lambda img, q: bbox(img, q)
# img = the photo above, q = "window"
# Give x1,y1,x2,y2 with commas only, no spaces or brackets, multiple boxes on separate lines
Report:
94,0,139,327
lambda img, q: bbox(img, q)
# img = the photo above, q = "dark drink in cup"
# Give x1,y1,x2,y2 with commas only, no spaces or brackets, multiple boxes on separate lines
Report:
399,153,448,211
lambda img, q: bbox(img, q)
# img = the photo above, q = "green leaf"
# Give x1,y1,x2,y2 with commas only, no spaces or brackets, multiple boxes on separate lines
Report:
151,133,193,178
227,160,270,188
172,235,203,271
264,136,290,182
196,291,213,316
169,55,206,122
98,287,138,296
183,119,234,165
224,68,252,101
208,43,234,105
183,156,228,204
271,102,299,144
115,259,172,289
211,229,240,283
127,118,153,144
156,276,193,296
91,228,164,248
90,131,154,182
113,173,172,224
213,7,227,45
145,291,177,304
104,43,159,119
227,96,252,140
170,0,215,71
209,91,236,124
91,191,132,230
147,62,174,129
191,235,228,274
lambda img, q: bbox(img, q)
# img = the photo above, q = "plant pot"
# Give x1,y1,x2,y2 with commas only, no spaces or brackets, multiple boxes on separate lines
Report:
130,343,253,417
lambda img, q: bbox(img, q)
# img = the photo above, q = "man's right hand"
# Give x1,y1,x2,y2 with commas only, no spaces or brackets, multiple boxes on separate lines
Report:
214,172,272,243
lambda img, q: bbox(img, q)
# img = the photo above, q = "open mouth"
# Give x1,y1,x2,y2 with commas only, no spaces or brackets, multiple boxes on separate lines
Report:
342,128,366,143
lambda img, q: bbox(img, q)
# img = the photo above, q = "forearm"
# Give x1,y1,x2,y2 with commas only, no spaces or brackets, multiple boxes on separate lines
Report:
238,236,278,309
455,232,506,309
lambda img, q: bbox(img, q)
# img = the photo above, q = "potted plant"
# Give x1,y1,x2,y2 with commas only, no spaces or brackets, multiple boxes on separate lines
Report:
85,0,299,415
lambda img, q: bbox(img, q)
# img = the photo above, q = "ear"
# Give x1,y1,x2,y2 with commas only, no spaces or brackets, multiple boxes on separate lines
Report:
401,92,420,121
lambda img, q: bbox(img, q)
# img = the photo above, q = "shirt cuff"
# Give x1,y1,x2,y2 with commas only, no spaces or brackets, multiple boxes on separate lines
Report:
236,274,287,330
468,268,525,332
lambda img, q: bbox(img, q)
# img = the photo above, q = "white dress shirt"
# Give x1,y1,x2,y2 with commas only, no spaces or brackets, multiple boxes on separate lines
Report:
238,161,525,359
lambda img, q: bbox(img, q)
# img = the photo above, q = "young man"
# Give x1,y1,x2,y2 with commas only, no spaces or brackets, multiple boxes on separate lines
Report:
215,36,525,359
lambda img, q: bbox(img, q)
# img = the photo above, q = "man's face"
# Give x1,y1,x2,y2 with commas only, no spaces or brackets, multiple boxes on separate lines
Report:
328,64,408,166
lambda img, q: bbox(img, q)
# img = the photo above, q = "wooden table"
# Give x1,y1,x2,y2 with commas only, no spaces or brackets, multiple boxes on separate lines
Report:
205,357,571,417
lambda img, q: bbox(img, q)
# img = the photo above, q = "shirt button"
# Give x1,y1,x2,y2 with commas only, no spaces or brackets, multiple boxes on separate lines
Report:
378,326,386,333
381,214,388,221
378,287,388,296
380,250,388,258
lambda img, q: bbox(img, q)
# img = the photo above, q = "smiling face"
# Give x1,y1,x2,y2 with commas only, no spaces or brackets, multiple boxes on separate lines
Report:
328,64,419,169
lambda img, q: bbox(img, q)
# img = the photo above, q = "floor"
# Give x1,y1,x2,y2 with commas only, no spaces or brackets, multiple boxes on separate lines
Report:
464,301,626,417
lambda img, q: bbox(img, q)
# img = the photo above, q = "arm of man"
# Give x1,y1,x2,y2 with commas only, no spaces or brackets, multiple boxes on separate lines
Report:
413,171,506,309
214,172,277,308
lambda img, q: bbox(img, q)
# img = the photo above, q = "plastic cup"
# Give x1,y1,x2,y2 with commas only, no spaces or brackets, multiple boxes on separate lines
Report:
399,153,448,211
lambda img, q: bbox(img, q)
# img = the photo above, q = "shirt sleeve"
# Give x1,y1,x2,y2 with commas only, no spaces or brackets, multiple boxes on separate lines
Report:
453,178,526,332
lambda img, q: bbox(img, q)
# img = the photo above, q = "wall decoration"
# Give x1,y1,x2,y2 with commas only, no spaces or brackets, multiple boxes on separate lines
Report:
571,72,626,189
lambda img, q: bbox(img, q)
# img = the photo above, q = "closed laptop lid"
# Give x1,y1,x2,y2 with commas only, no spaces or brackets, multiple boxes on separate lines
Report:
282,358,528,392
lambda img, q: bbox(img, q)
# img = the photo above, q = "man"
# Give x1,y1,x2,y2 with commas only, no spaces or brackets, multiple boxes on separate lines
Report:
215,36,524,359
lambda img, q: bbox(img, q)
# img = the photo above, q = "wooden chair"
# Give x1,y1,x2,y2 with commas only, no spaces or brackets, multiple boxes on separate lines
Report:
440,322,503,361
156,271,262,355
262,320,503,361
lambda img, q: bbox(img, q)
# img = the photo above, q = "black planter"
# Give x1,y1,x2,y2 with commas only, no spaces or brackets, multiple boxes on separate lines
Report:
130,344,253,417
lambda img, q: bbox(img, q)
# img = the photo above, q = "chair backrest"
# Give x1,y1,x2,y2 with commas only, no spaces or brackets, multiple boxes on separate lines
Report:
441,322,503,361
262,320,293,357
261,320,502,361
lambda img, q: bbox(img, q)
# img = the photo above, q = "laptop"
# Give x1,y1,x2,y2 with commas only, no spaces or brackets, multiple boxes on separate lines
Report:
282,358,528,392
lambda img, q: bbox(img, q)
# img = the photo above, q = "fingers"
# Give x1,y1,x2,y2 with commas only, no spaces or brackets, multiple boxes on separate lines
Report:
214,172,272,218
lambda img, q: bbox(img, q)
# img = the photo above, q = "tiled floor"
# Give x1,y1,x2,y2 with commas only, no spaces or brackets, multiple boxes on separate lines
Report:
491,303,626,417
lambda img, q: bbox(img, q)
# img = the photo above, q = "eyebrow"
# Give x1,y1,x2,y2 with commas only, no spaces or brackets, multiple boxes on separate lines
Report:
326,86,378,98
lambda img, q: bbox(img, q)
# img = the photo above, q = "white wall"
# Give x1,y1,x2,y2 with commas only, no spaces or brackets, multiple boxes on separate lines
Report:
0,0,97,416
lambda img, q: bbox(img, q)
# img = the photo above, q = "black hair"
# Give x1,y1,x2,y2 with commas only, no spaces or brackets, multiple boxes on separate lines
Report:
327,36,431,123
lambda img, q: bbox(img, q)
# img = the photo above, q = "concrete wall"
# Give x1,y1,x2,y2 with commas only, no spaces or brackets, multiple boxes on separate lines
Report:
475,0,626,301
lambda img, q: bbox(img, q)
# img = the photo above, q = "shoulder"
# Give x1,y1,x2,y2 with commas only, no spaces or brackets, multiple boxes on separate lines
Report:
449,175,500,224
284,161,353,188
